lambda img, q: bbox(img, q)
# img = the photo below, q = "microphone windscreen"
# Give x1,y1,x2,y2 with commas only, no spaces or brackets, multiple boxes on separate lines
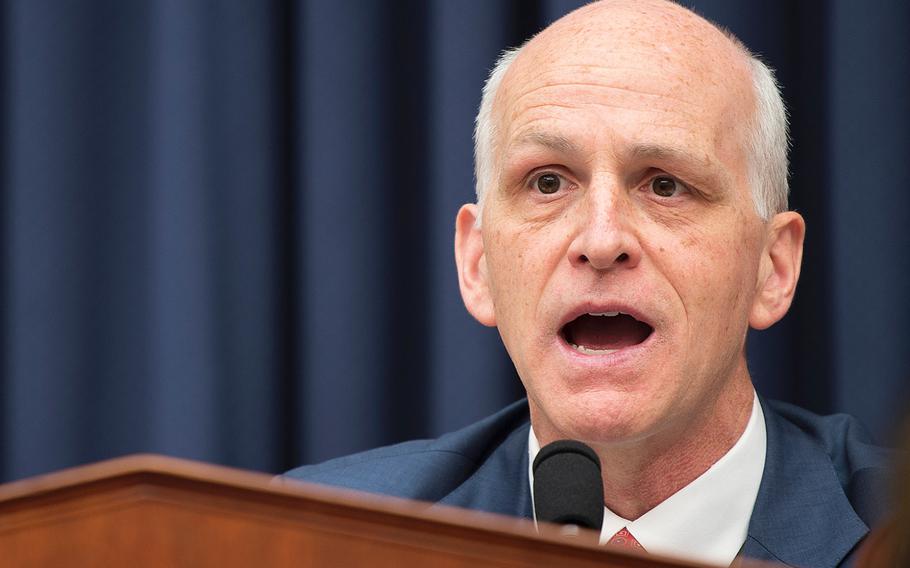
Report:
532,440,604,530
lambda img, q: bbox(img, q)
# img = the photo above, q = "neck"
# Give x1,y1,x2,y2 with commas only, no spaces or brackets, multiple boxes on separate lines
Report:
592,370,754,520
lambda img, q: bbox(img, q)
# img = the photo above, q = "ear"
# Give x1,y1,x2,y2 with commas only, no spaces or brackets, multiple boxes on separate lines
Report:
454,204,496,326
749,211,806,330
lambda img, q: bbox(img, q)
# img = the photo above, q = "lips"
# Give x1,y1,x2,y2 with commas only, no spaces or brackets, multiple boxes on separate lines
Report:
560,311,654,354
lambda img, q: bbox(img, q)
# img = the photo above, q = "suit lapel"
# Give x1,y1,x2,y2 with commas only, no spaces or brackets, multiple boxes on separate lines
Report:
743,398,868,567
436,420,533,519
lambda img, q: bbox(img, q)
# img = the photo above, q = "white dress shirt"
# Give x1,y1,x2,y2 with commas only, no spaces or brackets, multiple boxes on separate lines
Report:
528,392,766,567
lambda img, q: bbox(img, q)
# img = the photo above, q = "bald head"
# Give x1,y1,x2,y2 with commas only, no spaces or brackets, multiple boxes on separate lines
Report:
520,0,750,75
474,0,788,222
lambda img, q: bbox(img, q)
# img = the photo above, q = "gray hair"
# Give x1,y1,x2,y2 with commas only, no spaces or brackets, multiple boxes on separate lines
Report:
472,41,789,224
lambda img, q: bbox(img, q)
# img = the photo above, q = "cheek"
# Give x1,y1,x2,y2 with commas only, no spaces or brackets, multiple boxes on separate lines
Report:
484,224,565,325
484,229,531,322
670,223,761,333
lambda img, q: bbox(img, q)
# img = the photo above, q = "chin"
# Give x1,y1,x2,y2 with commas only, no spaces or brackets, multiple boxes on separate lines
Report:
535,389,663,446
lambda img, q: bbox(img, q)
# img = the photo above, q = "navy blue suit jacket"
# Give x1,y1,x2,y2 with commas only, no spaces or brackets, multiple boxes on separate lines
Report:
285,397,891,567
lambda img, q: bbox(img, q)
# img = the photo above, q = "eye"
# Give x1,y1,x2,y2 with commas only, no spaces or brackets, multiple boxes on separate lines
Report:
650,175,684,197
534,173,563,195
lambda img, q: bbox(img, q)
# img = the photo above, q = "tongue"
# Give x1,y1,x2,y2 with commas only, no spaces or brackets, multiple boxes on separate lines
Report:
566,314,651,350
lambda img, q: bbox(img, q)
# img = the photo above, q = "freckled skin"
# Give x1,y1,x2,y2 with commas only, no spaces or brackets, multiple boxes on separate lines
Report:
454,0,805,519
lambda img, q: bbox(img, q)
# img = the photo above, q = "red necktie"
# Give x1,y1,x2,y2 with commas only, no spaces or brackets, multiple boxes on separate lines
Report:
607,527,646,551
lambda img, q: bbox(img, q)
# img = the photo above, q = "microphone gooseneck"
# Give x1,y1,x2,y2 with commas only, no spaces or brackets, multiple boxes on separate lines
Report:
532,439,605,531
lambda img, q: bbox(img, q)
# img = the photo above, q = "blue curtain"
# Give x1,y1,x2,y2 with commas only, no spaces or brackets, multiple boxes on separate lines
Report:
2,0,908,483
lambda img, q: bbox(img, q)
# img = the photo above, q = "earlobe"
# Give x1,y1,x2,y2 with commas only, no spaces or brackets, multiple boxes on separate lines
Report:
454,204,497,326
749,211,806,330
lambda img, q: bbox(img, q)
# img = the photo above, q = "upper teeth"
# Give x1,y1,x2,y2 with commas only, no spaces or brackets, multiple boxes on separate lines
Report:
589,311,620,317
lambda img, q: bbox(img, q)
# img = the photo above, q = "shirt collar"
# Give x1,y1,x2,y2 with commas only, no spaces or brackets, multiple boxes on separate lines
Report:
528,392,766,567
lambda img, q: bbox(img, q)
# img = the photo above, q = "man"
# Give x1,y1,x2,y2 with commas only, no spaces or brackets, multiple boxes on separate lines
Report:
285,1,890,566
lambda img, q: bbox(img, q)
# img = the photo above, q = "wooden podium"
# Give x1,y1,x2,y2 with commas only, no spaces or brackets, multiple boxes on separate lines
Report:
0,455,767,567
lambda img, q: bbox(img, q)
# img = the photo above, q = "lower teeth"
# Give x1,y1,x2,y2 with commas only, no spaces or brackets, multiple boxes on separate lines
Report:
570,343,619,355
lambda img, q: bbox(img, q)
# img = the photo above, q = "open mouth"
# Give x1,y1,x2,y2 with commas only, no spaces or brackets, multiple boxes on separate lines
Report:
560,312,654,355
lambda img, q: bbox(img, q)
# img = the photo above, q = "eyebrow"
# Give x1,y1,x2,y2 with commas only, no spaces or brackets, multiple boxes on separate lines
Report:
510,132,584,158
627,143,708,167
513,136,715,171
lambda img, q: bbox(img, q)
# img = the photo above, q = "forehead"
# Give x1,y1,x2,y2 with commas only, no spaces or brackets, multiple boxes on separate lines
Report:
495,1,754,176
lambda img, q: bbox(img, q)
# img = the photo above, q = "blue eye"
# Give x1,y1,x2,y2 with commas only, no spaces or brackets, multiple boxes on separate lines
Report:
651,176,680,197
536,173,562,194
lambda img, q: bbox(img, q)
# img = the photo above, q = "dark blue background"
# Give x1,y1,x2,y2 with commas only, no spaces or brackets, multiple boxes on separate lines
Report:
2,0,908,482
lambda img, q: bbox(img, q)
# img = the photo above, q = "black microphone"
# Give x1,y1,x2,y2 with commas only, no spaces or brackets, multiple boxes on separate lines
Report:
532,440,604,532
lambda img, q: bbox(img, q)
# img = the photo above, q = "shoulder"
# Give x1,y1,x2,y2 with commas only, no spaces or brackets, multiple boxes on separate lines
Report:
283,400,531,503
764,398,893,525
745,398,895,565
765,398,892,475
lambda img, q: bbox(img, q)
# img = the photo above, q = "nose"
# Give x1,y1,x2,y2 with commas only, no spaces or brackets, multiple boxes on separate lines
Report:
566,185,642,271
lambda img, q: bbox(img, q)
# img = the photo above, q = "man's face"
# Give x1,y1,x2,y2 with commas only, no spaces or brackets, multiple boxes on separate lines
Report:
457,4,801,448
